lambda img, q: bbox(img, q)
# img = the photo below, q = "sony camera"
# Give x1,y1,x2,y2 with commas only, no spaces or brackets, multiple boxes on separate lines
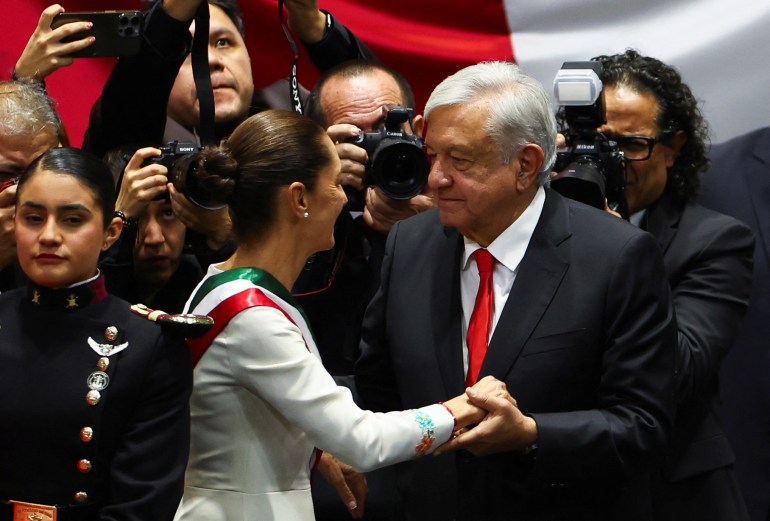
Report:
143,141,224,210
348,106,430,200
551,61,628,218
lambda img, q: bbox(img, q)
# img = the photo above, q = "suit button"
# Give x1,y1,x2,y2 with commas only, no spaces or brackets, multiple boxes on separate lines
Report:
96,357,109,371
80,426,94,443
76,459,92,473
73,491,88,504
85,390,101,406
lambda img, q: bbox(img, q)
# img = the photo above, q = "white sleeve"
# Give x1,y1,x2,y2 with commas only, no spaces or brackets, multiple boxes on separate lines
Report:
223,307,455,471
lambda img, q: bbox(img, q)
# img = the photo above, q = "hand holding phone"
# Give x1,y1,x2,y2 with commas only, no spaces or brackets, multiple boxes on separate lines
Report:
14,4,95,80
51,10,143,58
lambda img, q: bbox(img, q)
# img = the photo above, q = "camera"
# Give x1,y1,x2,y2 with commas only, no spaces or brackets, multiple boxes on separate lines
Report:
348,106,430,200
142,141,224,210
551,61,628,218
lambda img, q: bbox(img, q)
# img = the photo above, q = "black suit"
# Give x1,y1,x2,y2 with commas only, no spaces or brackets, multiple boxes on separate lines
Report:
643,194,753,519
698,127,770,521
356,189,677,521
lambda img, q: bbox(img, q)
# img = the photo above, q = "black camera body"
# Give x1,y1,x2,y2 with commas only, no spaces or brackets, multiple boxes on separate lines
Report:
551,62,628,218
348,106,430,200
143,141,224,210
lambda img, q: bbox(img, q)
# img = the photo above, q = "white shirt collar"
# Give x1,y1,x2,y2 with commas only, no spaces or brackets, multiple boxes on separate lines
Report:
462,185,546,273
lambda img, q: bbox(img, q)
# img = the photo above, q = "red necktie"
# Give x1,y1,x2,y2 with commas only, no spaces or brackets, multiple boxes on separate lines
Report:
466,249,495,386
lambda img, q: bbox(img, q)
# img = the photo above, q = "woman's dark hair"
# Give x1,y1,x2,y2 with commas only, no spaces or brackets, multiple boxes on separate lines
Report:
196,109,334,240
19,147,116,228
593,49,710,202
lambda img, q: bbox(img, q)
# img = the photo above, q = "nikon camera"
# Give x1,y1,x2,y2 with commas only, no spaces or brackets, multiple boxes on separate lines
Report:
551,61,628,219
348,106,430,200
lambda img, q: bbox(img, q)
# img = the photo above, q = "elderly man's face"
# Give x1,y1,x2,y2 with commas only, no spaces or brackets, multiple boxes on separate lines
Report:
167,4,254,130
425,102,530,246
0,130,58,184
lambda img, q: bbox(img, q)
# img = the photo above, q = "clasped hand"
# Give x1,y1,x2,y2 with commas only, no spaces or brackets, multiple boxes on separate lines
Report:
436,376,538,457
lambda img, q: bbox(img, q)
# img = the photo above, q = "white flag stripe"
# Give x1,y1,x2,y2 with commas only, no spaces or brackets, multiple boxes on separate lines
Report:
505,0,770,142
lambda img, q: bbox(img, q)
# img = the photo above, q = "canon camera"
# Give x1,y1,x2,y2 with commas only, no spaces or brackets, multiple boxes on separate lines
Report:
348,106,430,200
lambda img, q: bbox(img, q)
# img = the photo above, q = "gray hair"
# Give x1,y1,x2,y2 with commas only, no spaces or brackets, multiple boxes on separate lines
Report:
0,79,62,140
424,61,557,186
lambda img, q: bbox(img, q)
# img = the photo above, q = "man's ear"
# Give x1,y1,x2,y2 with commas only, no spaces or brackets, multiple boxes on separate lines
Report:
664,130,687,168
412,114,425,138
515,144,545,190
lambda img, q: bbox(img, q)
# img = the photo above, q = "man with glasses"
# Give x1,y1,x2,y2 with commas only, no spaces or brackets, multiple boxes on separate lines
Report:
592,49,754,520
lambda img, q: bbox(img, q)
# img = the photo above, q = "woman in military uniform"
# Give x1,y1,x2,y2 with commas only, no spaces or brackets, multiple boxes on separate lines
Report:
0,148,192,521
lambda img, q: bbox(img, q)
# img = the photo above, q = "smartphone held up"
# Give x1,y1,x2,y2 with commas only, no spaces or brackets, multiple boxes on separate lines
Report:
50,11,143,58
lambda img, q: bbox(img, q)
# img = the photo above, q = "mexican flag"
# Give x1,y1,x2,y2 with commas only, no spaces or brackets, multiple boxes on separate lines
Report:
3,0,768,145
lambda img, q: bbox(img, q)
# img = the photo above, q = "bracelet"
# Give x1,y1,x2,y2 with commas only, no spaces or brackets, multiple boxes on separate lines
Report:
438,401,458,429
114,210,139,230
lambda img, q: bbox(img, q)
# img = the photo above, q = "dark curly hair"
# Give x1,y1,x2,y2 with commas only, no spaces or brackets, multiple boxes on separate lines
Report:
593,49,710,202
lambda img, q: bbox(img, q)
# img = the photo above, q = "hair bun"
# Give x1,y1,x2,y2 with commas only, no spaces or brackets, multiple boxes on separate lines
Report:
196,145,239,201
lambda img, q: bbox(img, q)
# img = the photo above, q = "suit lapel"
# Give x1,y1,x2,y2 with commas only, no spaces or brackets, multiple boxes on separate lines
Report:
644,194,682,255
479,190,572,381
431,226,466,396
746,131,770,267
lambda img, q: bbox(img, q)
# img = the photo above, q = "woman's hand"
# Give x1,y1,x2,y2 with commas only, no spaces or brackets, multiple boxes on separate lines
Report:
115,148,169,220
316,452,368,519
14,4,95,80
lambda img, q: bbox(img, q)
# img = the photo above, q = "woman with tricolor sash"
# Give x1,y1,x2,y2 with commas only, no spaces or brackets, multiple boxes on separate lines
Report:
173,110,496,521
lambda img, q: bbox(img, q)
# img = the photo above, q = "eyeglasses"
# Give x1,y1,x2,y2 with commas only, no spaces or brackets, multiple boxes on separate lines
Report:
613,130,676,162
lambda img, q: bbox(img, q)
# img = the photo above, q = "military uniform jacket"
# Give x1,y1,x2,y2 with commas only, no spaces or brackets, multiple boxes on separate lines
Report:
0,277,192,521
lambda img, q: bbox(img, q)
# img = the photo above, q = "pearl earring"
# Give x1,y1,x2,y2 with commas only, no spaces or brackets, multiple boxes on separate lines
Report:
303,211,309,219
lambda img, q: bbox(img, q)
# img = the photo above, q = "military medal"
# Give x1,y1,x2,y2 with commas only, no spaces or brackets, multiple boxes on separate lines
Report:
87,371,110,391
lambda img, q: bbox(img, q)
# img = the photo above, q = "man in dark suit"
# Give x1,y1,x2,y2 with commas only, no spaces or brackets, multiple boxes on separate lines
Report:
355,60,678,521
698,126,770,521
586,50,754,521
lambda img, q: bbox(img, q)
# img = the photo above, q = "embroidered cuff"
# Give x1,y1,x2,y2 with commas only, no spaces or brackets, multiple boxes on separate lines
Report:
413,410,437,456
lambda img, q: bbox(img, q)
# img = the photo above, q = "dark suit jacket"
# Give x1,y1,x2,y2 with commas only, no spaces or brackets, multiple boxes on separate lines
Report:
356,189,677,521
644,195,753,483
698,127,770,521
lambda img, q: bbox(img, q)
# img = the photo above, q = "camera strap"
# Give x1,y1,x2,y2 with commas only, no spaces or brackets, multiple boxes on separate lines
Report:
277,0,304,115
191,1,216,145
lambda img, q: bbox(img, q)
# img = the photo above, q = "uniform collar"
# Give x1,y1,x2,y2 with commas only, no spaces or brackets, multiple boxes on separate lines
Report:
25,273,108,312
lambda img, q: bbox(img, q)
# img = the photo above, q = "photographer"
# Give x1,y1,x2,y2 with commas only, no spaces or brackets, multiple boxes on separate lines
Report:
82,0,376,158
557,50,754,520
298,60,433,375
100,146,208,314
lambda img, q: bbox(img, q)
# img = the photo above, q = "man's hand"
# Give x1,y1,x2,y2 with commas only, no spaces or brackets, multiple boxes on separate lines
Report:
168,184,232,251
0,184,18,271
434,386,538,457
363,187,435,234
327,124,368,191
115,148,169,220
316,452,368,519
284,0,326,44
14,4,94,80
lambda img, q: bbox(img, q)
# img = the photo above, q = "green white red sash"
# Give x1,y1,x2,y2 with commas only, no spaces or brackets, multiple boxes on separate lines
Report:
185,266,320,367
